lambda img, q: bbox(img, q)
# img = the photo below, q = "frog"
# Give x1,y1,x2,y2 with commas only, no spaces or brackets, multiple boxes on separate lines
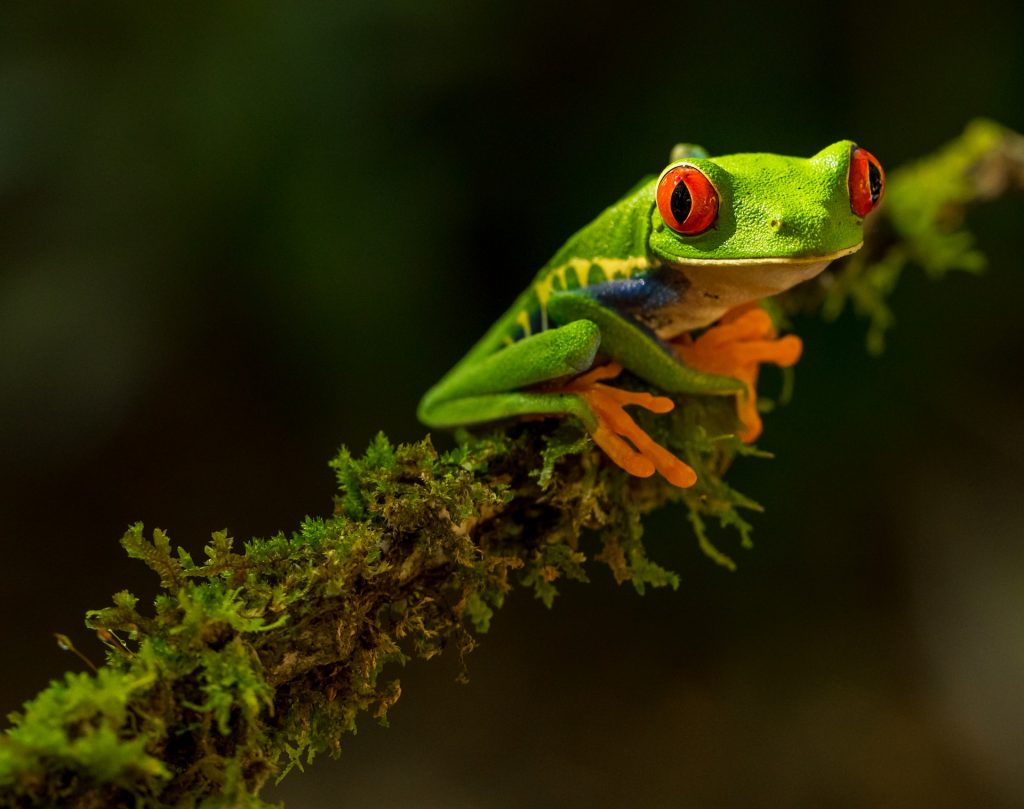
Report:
418,141,885,487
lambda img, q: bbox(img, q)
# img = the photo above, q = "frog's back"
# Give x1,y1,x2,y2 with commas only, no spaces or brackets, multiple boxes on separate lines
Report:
527,177,657,317
536,176,656,281
452,177,658,362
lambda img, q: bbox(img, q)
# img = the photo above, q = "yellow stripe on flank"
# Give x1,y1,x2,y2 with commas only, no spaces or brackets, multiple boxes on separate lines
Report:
502,335,515,347
515,309,532,338
534,256,649,329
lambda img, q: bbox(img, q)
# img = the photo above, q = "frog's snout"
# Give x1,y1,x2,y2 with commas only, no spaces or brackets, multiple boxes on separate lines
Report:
766,204,829,240
768,212,804,235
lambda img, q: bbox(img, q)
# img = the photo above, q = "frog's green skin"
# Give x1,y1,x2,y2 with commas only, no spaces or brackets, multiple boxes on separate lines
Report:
418,141,866,434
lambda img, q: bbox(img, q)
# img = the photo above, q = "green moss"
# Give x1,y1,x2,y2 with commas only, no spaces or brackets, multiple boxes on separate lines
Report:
787,118,1024,352
1,120,1021,808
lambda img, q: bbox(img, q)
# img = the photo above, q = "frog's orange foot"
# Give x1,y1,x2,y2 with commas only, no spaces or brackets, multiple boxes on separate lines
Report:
556,363,697,488
672,303,802,443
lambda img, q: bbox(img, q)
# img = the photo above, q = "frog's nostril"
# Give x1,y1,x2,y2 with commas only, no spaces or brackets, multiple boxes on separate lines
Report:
771,205,829,237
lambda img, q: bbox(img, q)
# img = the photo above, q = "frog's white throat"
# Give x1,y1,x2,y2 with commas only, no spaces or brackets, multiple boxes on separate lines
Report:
654,243,862,338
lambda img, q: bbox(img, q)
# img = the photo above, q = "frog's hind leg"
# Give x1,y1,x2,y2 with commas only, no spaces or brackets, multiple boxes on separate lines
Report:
418,317,697,487
419,390,597,430
423,377,696,488
552,363,697,487
672,302,802,442
418,319,603,424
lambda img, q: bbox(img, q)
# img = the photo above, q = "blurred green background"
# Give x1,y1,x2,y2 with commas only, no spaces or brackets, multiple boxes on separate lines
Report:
2,2,1023,807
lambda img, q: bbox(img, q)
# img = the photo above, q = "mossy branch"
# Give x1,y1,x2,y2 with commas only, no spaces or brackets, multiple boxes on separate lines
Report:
2,120,1021,809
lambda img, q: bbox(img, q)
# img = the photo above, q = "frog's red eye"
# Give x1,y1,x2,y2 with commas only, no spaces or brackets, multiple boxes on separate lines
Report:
656,165,718,235
848,147,885,217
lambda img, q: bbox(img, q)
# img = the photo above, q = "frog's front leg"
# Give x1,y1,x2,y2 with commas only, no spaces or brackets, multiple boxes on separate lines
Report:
547,289,799,444
546,290,744,396
671,303,802,442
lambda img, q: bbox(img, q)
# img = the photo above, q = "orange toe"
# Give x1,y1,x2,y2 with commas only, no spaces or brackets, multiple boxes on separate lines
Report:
555,363,697,488
674,305,802,443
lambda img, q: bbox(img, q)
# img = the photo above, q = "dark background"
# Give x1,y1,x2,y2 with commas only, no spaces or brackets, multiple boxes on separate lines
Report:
3,3,1023,807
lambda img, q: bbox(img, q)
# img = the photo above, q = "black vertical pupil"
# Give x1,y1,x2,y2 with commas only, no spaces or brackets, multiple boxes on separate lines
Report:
670,180,692,224
868,161,882,203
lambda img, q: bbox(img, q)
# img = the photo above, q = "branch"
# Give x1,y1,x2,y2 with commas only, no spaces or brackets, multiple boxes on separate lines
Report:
1,120,1021,809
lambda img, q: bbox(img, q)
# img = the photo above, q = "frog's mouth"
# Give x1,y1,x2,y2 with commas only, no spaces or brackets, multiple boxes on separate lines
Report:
666,242,862,268
654,242,862,337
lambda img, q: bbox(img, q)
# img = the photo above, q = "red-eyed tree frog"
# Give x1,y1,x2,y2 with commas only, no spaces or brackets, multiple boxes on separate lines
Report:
419,142,885,487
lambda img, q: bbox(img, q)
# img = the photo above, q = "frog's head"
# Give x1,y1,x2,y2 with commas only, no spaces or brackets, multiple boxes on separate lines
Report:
647,141,884,265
